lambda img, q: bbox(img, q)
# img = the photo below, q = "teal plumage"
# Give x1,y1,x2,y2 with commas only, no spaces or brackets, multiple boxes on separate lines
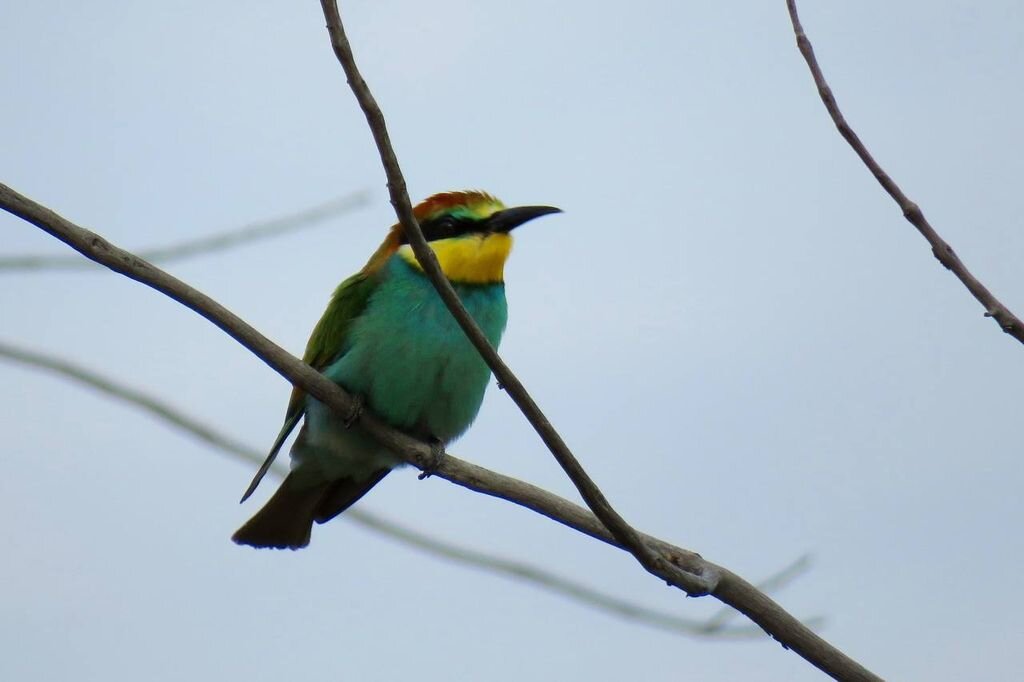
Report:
329,256,507,440
232,191,559,549
293,256,507,487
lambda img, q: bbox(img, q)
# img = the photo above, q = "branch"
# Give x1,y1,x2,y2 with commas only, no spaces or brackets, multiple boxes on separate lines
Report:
1,338,817,639
0,191,369,273
0,182,880,681
317,0,687,599
356,515,822,640
786,0,1024,344
699,554,815,633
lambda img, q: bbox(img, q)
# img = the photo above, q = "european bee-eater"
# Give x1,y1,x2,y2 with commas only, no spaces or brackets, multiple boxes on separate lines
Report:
232,190,560,549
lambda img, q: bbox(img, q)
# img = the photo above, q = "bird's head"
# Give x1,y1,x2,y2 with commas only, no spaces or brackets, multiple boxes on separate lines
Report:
387,190,560,284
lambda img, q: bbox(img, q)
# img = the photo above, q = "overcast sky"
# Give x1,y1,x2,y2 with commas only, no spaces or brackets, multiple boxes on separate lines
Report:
2,2,1023,680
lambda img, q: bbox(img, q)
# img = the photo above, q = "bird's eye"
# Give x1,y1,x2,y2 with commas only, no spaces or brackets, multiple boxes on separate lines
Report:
422,214,465,242
437,216,457,236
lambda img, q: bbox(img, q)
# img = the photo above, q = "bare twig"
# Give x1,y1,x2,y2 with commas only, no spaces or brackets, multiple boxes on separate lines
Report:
700,554,814,633
0,339,260,461
787,0,1024,344
317,0,689,599
2,337,817,638
0,191,369,273
0,182,881,681
355,515,823,639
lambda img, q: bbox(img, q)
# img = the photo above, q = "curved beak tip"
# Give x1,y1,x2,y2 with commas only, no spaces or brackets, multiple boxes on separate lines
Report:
491,205,563,233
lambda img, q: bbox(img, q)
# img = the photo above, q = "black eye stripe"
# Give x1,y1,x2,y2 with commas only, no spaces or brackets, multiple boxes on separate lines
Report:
399,214,483,244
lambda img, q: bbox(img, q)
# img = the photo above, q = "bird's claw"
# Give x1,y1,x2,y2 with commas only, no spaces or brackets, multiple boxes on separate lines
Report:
344,395,364,429
418,437,446,480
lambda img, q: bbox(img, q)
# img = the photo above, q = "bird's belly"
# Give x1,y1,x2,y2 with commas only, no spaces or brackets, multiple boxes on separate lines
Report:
324,278,508,443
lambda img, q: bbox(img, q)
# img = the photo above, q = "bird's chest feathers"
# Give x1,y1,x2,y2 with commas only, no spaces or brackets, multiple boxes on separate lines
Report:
323,257,508,440
398,233,512,285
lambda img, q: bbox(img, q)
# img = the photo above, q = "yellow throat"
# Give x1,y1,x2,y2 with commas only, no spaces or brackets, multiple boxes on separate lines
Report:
398,233,513,285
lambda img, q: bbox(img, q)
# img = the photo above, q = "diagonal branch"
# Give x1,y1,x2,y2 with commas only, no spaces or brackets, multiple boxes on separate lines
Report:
0,337,818,639
317,0,684,597
787,0,1024,344
0,181,881,681
356,514,822,639
0,190,369,273
699,554,814,633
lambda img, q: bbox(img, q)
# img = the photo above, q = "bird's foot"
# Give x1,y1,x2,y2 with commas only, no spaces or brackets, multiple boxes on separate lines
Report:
418,436,446,480
343,395,364,429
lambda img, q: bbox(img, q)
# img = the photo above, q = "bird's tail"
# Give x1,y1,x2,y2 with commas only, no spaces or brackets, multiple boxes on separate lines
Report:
232,470,390,550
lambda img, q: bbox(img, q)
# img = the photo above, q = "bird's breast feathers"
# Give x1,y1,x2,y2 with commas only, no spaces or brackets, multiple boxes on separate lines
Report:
318,255,508,441
397,233,513,285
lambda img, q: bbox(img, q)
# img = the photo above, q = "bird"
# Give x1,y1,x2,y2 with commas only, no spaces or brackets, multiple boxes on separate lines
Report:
232,190,561,549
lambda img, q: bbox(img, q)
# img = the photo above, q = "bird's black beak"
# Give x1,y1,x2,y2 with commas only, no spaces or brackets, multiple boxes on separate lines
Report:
488,205,562,233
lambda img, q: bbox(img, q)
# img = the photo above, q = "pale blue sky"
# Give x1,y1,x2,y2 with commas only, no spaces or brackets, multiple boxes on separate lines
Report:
2,2,1023,680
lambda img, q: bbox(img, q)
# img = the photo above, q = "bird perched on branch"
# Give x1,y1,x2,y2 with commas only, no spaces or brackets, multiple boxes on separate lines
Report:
232,190,561,549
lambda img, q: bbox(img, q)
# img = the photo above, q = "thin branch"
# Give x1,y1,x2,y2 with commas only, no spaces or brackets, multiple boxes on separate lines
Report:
0,339,260,461
317,0,685,599
0,191,370,273
0,182,881,681
356,514,823,639
787,0,1024,344
2,338,814,639
700,554,814,633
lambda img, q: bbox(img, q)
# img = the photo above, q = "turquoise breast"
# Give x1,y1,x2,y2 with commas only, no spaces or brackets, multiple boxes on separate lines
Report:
324,255,508,442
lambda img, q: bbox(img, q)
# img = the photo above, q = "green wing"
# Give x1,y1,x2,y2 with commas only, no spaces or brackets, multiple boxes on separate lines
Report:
289,271,380,415
239,271,380,502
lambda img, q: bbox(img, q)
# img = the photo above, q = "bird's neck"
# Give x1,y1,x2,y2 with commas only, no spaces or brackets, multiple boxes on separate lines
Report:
397,234,513,285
